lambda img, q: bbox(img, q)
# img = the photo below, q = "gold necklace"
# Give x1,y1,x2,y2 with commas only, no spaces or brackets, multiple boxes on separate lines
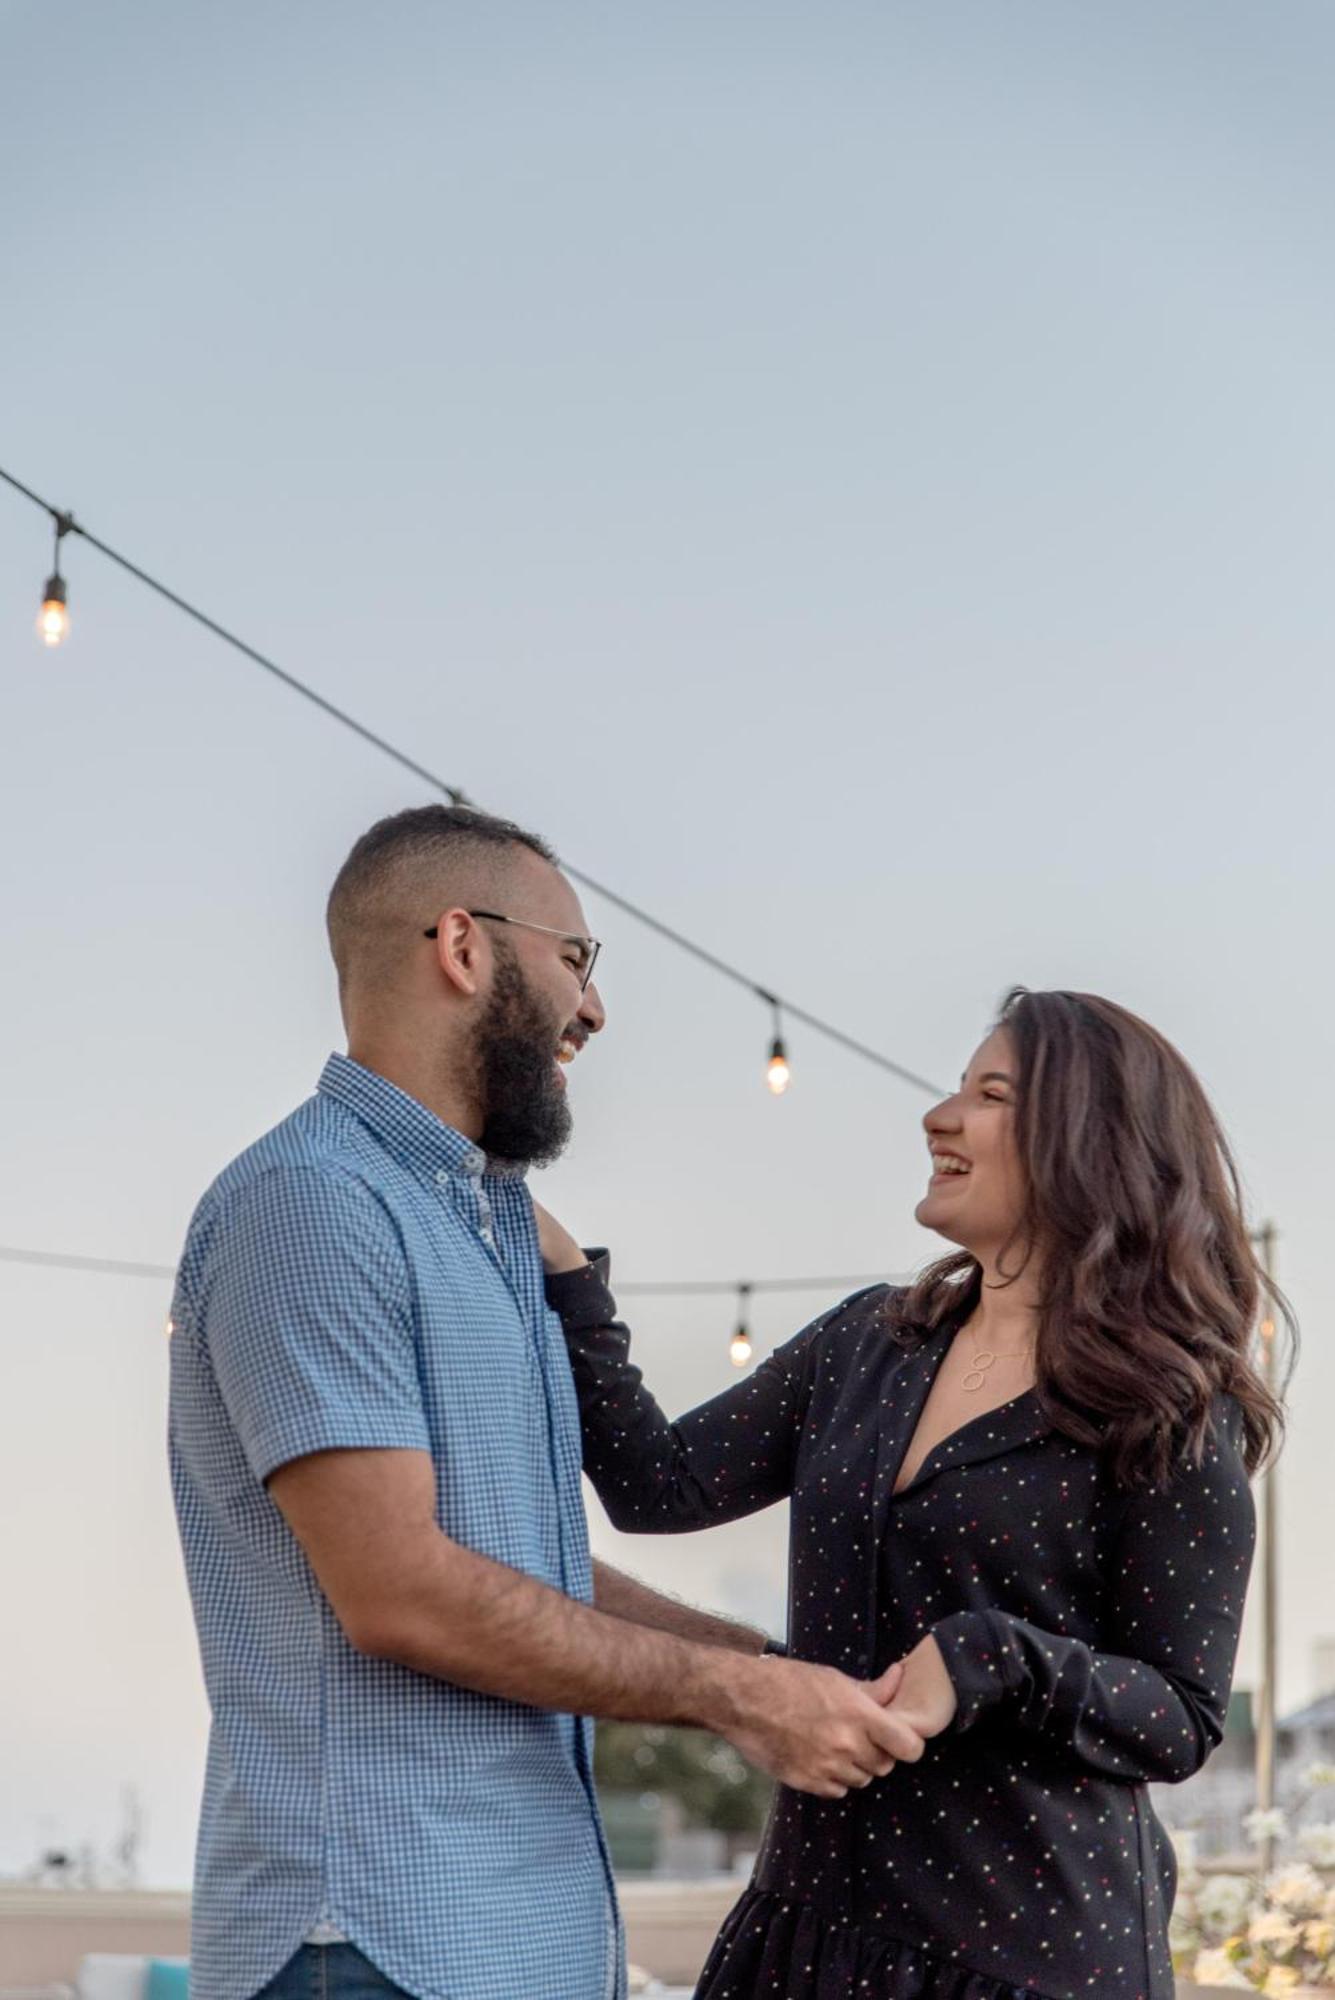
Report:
959,1342,1035,1393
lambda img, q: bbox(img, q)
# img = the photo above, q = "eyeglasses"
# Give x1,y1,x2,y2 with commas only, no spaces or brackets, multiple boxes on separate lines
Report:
423,910,602,993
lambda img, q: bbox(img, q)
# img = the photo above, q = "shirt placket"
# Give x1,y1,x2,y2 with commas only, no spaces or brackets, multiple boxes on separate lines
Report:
486,1180,624,1998
435,1156,500,1262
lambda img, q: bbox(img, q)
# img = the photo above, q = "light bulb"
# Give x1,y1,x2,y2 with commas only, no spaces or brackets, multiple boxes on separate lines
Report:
38,574,69,648
766,1037,790,1096
729,1331,753,1369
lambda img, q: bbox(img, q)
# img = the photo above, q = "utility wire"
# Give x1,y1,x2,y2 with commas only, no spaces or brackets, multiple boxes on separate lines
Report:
1,462,945,1098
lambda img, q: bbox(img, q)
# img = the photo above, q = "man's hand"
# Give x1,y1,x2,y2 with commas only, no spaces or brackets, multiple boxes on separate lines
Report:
874,1633,958,1740
712,1654,924,1799
531,1198,588,1275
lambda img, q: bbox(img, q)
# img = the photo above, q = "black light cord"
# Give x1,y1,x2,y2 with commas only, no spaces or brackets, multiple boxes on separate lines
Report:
2,466,468,805
0,1244,176,1281
1,462,944,1097
619,1273,893,1296
0,1240,892,1297
0,1227,1278,1297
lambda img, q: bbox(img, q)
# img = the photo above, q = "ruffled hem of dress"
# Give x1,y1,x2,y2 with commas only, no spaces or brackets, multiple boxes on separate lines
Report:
695,1888,1058,2000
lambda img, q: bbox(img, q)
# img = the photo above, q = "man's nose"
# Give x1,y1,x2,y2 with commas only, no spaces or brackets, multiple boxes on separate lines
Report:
578,980,607,1035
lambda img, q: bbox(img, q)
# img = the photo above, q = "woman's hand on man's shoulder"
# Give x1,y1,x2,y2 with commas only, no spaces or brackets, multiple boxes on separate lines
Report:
531,1198,592,1275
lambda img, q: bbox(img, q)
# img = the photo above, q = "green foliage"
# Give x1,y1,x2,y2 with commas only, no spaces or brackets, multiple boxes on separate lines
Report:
594,1722,774,1834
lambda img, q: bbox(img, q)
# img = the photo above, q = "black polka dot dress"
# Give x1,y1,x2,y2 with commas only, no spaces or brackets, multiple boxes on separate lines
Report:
547,1266,1255,2000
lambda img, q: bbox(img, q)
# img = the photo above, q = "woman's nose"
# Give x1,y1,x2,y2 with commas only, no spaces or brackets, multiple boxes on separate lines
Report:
923,1093,961,1135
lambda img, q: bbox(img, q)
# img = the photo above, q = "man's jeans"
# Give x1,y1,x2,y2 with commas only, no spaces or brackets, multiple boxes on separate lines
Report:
253,1944,411,2000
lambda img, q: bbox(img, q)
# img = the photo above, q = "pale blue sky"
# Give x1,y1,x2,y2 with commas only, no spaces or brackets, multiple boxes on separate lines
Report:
2,0,1332,1887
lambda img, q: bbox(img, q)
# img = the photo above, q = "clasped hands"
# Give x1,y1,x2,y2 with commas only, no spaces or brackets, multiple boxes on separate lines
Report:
734,1634,959,1801
871,1633,959,1761
822,1635,962,1798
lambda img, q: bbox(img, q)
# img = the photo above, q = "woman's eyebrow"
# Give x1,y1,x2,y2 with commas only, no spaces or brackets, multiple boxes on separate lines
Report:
978,1070,1015,1085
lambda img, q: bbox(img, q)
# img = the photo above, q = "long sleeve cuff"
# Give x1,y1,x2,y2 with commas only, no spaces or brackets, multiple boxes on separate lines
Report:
931,1610,1024,1732
544,1251,616,1333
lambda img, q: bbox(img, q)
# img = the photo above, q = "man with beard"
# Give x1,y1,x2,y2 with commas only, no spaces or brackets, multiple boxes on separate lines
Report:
168,805,921,2000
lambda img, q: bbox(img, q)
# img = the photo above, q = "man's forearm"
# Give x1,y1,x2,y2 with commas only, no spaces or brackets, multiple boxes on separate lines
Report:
367,1530,758,1730
593,1558,770,1655
271,1447,916,1799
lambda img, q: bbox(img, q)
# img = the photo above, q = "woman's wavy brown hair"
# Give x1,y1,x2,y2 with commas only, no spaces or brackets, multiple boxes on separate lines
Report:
898,987,1291,1489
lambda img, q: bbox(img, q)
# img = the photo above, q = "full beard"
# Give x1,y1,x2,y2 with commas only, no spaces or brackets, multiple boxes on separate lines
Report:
474,947,573,1169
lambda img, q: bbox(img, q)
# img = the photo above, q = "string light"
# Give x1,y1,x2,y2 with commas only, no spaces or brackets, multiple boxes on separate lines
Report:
0,1232,1292,1386
728,1284,754,1369
764,997,791,1096
37,512,74,649
0,1238,898,1300
0,459,948,1104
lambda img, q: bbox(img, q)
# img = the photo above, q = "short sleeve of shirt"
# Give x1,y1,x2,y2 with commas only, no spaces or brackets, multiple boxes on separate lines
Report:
199,1163,430,1483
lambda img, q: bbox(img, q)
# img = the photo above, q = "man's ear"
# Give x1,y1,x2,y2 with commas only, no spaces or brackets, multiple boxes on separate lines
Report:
432,908,486,998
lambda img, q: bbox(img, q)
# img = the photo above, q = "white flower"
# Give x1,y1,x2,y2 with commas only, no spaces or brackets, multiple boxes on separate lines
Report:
1198,1873,1256,1934
1265,1863,1326,1916
1302,1917,1335,1958
1261,1968,1301,1997
1244,1807,1290,1846
1248,1907,1301,1950
1191,1945,1254,1989
1297,1821,1335,1868
1303,1761,1335,1789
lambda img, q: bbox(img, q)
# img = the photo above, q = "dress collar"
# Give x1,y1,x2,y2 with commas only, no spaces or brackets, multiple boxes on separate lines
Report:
881,1320,1053,1498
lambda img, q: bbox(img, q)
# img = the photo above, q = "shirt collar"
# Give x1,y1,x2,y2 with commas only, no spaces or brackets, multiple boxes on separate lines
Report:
318,1052,488,1182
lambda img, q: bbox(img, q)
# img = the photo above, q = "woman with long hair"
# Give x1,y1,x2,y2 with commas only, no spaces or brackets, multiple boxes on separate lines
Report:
538,988,1288,2000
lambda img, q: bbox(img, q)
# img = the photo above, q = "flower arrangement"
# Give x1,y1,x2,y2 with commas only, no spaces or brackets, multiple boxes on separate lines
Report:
1171,1766,1335,1993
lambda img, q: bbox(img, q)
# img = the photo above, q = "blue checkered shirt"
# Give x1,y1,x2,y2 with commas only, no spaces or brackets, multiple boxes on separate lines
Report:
169,1054,624,2000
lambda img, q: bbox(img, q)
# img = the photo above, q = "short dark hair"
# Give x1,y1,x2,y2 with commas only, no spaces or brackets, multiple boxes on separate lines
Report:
326,803,557,992
332,804,555,901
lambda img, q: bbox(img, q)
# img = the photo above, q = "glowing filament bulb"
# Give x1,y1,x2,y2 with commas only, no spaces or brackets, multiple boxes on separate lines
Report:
730,1285,753,1368
38,574,69,648
761,1000,791,1095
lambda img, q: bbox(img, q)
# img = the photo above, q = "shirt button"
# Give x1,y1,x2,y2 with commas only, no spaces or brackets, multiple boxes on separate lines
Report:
435,1170,450,1186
